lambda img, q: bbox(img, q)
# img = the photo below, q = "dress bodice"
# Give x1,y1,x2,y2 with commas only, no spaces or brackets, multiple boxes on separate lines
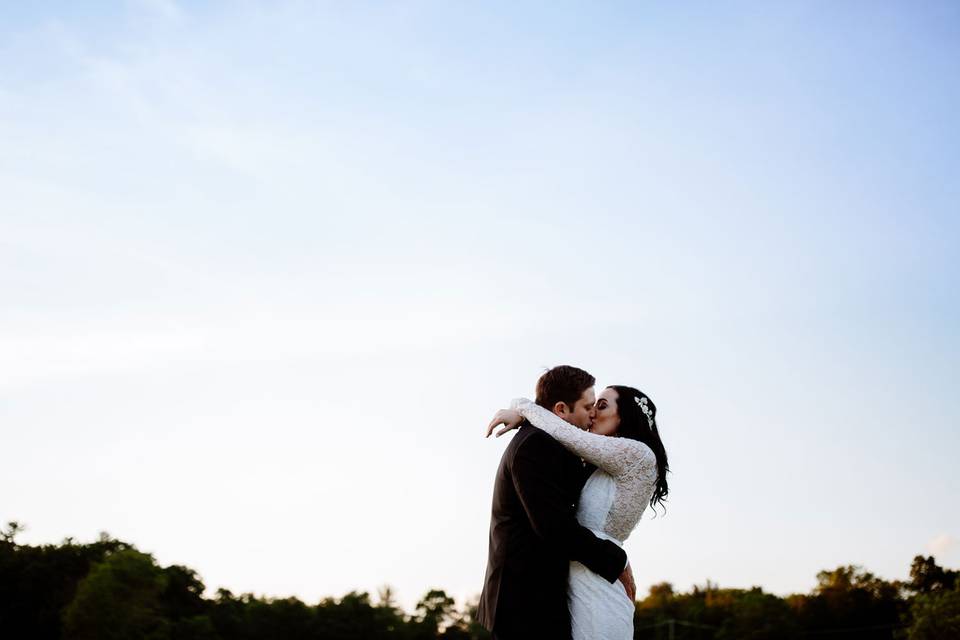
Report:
512,398,658,543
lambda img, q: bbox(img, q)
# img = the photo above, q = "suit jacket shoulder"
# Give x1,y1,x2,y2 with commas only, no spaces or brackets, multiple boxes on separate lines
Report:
510,423,568,460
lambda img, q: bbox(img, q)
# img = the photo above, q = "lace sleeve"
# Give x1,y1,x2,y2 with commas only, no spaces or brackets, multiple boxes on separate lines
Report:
512,398,650,478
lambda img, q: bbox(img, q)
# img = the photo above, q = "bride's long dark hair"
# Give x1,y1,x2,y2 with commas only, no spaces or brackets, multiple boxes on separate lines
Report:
609,385,669,513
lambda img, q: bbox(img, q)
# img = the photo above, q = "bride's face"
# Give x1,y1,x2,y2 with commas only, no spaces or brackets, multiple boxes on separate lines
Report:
591,388,621,436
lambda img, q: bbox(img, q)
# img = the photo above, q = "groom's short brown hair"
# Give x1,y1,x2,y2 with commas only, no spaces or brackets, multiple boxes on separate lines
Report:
535,365,595,411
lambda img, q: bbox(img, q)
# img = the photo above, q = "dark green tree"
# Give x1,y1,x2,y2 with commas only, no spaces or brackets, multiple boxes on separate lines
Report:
907,555,960,595
788,564,904,636
0,530,128,639
161,565,217,640
310,590,407,640
63,549,171,640
442,595,490,640
1,521,26,544
905,579,960,639
414,589,457,635
715,587,800,640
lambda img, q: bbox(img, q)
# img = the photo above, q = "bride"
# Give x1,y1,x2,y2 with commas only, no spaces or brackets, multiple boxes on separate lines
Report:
486,385,669,640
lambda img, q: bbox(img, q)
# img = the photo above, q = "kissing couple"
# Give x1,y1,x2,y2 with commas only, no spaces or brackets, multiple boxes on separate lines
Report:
477,365,669,640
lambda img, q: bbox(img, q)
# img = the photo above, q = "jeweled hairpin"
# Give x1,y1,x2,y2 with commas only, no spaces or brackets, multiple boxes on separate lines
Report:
635,395,654,427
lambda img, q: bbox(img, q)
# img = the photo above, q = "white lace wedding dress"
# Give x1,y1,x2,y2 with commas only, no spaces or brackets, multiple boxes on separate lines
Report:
512,398,659,640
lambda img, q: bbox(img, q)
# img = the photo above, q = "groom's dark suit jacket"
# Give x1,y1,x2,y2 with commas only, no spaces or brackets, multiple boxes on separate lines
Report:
477,421,627,639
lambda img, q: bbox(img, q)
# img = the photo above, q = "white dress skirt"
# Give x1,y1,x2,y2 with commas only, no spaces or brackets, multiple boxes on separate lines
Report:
568,529,634,640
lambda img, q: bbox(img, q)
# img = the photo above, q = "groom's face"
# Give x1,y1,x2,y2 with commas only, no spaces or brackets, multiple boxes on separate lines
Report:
554,387,596,431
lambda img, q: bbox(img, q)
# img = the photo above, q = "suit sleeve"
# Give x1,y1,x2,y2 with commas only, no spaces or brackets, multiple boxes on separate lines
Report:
511,432,627,583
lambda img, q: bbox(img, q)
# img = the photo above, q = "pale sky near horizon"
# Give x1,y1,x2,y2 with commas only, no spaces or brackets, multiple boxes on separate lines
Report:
2,0,958,613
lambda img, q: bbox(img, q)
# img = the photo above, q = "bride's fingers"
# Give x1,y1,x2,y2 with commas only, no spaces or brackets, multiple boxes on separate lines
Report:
486,417,503,438
496,421,519,437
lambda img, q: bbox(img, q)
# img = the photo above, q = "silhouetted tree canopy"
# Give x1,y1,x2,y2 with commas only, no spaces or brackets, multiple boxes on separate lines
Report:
905,578,960,639
2,526,958,639
63,549,170,640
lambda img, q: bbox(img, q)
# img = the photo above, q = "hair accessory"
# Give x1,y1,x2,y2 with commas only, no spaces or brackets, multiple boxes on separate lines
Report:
634,395,654,427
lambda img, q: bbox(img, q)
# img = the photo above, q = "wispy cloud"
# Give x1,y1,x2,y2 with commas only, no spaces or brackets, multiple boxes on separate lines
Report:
926,534,959,558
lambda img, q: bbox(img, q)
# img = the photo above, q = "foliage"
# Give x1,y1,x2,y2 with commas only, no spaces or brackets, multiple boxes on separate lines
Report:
904,580,960,639
0,530,130,639
63,549,171,640
903,559,960,640
2,526,957,640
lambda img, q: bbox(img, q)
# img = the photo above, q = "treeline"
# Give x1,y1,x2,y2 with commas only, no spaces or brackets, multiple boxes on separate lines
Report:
0,522,484,640
633,556,959,639
1,522,958,639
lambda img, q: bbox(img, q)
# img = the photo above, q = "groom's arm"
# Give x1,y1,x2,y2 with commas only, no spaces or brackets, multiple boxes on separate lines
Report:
512,432,627,583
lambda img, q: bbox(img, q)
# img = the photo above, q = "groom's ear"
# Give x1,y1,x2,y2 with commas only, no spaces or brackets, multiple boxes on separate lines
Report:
551,402,569,418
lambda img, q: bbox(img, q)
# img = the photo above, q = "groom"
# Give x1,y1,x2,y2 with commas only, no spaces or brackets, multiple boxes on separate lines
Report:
477,365,634,639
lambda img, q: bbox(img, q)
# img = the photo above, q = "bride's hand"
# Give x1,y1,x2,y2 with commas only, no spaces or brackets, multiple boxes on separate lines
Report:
486,409,523,438
619,562,637,602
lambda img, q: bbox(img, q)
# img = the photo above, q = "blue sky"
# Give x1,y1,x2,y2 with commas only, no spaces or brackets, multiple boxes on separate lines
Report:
1,1,958,611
